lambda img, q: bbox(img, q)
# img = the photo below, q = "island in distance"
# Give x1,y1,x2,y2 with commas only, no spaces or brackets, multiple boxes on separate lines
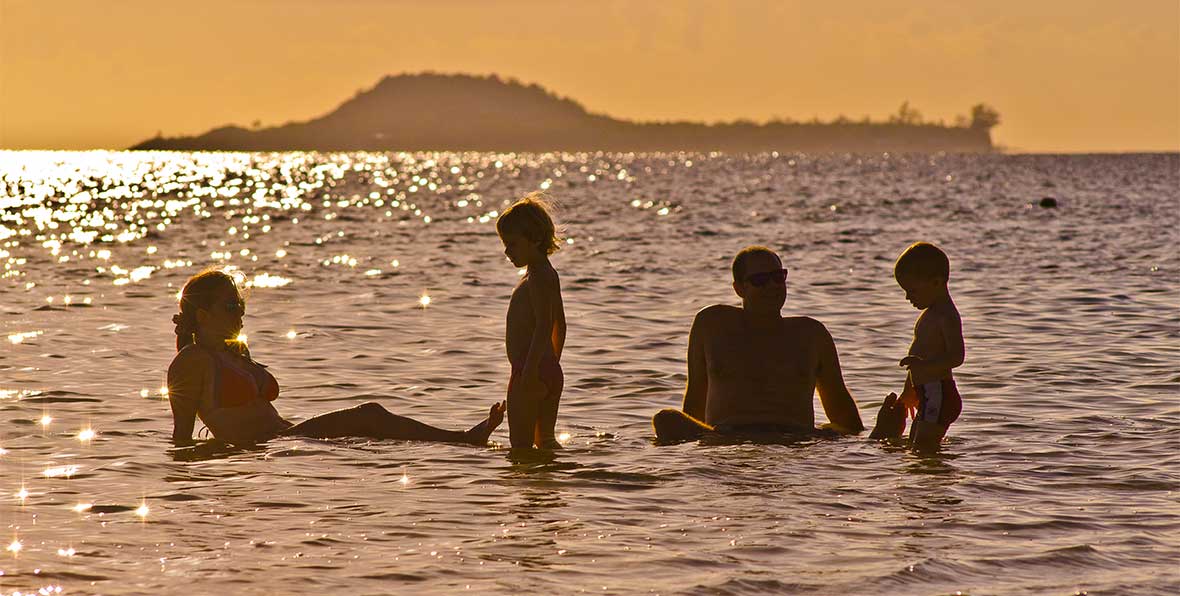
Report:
132,73,1001,153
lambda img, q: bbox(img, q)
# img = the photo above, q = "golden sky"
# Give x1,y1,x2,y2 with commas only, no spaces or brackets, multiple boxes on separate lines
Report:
2,0,1177,152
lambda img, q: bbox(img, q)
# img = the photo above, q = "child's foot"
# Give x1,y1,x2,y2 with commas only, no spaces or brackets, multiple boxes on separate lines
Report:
465,401,505,445
536,438,564,450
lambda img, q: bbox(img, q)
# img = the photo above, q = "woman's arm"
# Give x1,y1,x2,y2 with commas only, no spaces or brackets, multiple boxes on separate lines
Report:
166,347,213,446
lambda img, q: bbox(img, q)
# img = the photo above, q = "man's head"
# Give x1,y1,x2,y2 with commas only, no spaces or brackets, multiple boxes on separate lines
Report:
894,242,950,309
732,245,787,314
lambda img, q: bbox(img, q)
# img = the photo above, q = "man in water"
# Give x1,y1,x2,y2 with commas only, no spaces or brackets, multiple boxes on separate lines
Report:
652,246,865,441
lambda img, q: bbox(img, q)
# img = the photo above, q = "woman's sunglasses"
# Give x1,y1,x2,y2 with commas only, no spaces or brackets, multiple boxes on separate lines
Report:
745,268,789,288
215,299,246,315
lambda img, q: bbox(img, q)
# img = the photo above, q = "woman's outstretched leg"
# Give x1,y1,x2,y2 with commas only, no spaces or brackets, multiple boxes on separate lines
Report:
284,402,504,445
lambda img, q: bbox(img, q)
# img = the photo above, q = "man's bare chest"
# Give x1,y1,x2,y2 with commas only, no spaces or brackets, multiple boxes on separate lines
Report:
705,328,814,382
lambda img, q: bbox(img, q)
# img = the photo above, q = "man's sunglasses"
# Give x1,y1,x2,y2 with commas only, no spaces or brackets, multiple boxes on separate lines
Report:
745,268,789,288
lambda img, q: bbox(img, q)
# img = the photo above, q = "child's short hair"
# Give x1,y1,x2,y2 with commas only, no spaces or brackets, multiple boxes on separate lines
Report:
496,192,561,255
895,242,950,281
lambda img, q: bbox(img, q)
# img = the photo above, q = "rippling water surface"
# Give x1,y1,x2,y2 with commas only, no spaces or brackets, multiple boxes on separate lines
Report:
0,151,1177,595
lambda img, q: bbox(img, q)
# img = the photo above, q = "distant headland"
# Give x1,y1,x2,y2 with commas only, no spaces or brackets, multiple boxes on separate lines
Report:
131,73,1000,153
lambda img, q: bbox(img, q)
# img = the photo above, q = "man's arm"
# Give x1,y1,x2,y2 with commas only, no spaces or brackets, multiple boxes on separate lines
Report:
682,310,709,420
813,321,865,434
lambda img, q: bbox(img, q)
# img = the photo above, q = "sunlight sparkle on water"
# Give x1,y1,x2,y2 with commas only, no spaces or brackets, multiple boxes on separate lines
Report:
15,486,29,503
419,294,431,308
286,330,297,340
57,546,76,557
6,538,21,554
43,465,79,478
77,428,96,442
236,333,248,343
135,502,150,518
558,432,572,445
72,503,93,513
8,330,43,344
40,414,53,427
249,272,290,288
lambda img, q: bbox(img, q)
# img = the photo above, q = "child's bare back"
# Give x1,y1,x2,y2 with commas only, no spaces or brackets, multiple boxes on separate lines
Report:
905,299,963,386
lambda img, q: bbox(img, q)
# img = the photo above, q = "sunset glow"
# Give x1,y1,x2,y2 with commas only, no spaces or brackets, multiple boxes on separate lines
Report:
1,1,1175,152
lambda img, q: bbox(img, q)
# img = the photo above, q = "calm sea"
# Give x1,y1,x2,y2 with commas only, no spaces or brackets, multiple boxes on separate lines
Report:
0,151,1177,595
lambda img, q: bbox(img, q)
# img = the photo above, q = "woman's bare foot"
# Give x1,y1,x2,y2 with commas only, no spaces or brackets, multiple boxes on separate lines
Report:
869,392,907,440
465,401,505,445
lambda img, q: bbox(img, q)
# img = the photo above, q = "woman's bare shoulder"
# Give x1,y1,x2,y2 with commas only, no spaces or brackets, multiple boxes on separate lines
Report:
168,345,214,378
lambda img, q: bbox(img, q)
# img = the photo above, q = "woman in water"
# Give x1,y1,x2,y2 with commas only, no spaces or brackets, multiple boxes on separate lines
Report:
167,269,504,447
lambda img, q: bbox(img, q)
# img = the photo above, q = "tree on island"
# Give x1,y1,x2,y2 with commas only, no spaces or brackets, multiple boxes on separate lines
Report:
890,101,924,126
970,103,1001,129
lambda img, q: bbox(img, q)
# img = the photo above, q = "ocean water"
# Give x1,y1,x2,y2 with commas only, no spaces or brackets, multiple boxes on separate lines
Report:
0,150,1177,595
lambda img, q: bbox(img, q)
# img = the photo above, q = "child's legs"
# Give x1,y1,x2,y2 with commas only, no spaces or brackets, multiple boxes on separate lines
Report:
534,388,562,449
909,419,947,452
285,402,468,443
908,379,961,451
652,408,712,443
507,389,541,449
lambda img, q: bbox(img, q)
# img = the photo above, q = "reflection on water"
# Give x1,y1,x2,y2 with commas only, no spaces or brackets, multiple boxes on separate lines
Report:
0,151,1177,594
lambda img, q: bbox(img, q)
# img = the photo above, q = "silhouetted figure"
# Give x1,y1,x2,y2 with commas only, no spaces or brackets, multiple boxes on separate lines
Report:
496,193,567,449
869,242,965,452
166,269,503,447
651,246,864,443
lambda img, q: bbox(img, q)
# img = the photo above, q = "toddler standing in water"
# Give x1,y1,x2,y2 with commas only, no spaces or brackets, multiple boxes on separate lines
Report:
496,193,567,449
872,242,965,451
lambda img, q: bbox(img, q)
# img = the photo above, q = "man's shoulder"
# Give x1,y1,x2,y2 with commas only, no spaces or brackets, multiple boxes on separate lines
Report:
697,303,741,315
782,315,829,333
694,304,741,323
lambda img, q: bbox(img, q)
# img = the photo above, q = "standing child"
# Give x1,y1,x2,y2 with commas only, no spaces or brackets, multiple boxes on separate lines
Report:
873,242,965,451
496,193,566,449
